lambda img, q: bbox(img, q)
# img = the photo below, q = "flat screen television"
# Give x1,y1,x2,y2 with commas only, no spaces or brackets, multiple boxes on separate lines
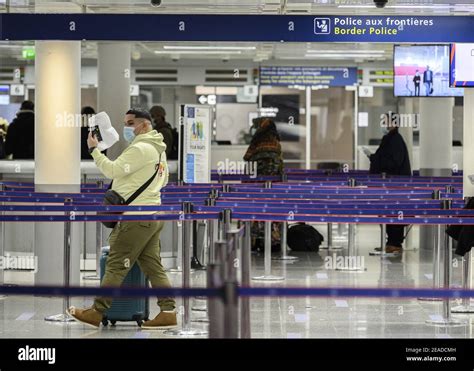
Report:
450,43,474,87
393,44,463,97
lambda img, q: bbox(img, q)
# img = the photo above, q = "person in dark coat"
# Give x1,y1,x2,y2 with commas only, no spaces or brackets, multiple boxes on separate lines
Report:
244,117,284,252
80,106,96,160
5,100,35,159
150,105,173,158
367,112,412,254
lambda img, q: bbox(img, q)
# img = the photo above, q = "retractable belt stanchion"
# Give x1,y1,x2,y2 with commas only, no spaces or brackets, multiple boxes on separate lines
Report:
273,221,298,261
224,225,243,338
452,250,474,313
320,222,344,250
45,198,75,322
426,200,466,326
81,174,87,272
452,198,474,313
241,221,251,338
369,224,386,256
165,202,207,336
419,190,443,301
84,180,104,280
207,262,224,338
0,184,5,298
337,179,365,271
252,181,284,281
169,180,185,273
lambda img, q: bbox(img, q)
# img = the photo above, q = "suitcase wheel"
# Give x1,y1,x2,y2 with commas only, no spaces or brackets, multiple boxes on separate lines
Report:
101,319,109,327
137,319,143,327
110,320,117,326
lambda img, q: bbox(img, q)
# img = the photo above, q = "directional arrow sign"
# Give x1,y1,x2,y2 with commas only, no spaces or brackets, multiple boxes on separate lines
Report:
199,95,207,104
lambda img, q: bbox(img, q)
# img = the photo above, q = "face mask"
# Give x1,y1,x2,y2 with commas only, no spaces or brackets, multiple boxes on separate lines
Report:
123,126,136,143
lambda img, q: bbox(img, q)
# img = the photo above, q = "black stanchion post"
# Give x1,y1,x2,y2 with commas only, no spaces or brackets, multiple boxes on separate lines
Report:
426,200,466,326
45,198,75,322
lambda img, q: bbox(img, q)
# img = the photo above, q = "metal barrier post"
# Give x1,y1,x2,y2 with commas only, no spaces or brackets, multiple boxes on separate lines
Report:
207,263,224,338
337,179,364,271
320,223,343,250
252,181,284,281
419,190,443,302
45,198,75,322
0,183,5,298
84,180,104,280
369,224,386,256
241,221,251,338
224,280,238,338
273,221,298,261
165,202,207,336
426,200,466,326
168,180,185,273
452,249,474,313
252,219,284,281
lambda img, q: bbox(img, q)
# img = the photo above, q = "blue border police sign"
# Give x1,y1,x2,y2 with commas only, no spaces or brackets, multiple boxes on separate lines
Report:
1,14,474,43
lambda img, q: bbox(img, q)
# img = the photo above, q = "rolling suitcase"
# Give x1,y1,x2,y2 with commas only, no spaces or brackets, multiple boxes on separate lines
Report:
99,246,149,326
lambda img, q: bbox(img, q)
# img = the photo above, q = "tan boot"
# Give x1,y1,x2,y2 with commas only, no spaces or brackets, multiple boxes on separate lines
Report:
385,245,403,254
141,311,177,330
67,306,102,328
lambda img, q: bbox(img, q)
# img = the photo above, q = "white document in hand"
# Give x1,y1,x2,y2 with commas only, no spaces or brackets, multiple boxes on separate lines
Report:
88,112,119,151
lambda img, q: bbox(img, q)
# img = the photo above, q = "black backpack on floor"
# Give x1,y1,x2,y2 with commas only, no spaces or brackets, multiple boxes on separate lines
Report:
287,223,323,252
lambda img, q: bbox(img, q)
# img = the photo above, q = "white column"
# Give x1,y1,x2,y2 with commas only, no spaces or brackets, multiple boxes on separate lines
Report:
419,98,454,176
98,42,131,160
463,90,474,197
35,41,81,286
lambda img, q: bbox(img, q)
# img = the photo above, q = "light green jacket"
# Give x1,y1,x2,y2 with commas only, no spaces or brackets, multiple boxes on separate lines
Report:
91,130,168,209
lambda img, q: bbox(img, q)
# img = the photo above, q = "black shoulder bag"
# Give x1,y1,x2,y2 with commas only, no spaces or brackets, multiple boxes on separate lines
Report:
101,154,161,228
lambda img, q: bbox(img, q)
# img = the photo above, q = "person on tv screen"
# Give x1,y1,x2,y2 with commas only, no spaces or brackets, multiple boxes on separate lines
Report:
413,70,421,96
423,65,434,96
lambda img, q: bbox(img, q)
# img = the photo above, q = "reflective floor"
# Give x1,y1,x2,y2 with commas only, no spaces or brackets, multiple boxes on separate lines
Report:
1,224,474,338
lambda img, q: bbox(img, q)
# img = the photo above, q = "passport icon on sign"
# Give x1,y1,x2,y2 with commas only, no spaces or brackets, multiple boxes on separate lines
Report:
314,18,331,34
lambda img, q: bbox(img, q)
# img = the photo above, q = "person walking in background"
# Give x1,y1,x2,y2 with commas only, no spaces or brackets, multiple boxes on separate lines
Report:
244,117,284,252
80,106,96,160
5,100,35,159
150,105,173,158
365,112,411,254
423,65,434,96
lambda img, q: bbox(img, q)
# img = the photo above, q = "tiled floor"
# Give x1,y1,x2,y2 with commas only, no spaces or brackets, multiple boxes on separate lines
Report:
1,224,473,338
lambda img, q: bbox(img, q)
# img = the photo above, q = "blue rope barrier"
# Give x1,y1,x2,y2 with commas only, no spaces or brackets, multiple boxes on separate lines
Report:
1,284,474,300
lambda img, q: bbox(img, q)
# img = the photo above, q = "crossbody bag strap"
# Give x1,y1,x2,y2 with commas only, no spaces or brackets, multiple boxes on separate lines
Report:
125,152,162,205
